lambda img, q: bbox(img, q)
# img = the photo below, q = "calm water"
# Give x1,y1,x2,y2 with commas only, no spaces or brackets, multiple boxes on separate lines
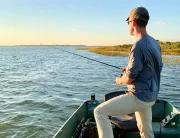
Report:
0,46,180,138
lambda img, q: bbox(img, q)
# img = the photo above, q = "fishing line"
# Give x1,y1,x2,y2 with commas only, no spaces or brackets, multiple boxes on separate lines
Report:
52,47,121,70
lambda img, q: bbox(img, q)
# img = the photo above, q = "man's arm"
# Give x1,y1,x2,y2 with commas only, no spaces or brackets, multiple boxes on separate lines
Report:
116,73,134,85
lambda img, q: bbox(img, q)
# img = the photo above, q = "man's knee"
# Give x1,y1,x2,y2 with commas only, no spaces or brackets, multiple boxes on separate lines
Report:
94,105,103,117
136,122,142,131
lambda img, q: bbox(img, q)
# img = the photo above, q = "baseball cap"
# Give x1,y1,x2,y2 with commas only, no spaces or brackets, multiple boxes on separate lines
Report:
126,7,150,22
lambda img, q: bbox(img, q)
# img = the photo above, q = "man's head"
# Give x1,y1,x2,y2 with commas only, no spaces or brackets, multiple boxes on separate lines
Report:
126,7,149,36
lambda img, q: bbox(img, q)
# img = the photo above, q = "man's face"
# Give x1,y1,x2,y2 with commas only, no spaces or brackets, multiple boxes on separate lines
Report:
128,18,134,36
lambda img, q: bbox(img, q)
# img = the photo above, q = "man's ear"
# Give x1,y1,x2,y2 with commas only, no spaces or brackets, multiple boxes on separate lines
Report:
132,20,136,27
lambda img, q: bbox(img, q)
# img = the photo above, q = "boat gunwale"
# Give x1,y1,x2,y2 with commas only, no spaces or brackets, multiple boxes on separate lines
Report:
53,102,86,138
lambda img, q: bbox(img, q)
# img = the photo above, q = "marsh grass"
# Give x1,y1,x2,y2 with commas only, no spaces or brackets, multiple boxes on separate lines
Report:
161,49,180,55
77,44,131,56
77,41,180,63
77,41,180,56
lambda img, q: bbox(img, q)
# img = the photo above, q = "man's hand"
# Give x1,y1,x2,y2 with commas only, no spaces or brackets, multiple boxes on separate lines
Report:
120,68,126,72
116,73,135,85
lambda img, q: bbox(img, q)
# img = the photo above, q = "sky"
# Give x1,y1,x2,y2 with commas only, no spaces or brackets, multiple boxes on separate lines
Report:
0,0,180,46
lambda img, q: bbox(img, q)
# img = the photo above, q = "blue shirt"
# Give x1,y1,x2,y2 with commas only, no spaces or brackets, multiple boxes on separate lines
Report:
126,35,163,102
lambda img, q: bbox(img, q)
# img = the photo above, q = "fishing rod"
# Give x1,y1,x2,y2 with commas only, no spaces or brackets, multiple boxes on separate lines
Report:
53,47,121,70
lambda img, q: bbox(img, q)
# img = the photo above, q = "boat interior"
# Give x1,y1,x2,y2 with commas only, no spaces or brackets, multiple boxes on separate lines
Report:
85,91,180,138
54,91,180,138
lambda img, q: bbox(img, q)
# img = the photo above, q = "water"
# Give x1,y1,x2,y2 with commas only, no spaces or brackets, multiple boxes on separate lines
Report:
0,46,179,138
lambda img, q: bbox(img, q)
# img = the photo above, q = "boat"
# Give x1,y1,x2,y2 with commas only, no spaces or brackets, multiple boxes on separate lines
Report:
53,91,180,138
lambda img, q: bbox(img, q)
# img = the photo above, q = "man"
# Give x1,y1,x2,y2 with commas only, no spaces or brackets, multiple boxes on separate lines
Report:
94,7,163,138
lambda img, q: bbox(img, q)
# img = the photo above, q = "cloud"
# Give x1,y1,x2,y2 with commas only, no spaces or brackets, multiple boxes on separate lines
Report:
155,20,167,25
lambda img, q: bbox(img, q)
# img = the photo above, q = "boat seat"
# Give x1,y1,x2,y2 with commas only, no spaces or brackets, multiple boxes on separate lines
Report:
105,91,137,130
111,113,137,130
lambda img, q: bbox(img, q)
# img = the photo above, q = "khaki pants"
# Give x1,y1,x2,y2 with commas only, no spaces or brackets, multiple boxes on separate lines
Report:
94,92,155,138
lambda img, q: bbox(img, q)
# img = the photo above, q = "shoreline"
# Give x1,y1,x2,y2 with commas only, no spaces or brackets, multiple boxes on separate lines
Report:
77,41,180,56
